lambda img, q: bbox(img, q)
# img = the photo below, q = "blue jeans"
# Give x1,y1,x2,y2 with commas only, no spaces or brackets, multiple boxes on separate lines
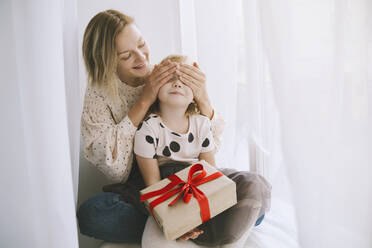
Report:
76,192,147,243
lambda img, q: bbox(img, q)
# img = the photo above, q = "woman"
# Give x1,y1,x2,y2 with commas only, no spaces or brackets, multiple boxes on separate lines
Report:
77,10,225,243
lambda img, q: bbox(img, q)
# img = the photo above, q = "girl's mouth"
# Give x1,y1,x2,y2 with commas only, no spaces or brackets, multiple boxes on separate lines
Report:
170,91,184,96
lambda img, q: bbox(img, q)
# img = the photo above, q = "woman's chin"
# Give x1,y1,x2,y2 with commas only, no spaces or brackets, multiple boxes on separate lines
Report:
132,66,150,78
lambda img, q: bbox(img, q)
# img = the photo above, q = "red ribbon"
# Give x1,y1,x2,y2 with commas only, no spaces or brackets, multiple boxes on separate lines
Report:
140,163,223,223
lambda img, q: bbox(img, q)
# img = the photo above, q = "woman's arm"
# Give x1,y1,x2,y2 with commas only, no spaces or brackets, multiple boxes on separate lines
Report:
81,86,140,183
129,60,178,126
136,155,161,187
177,62,213,118
82,61,178,183
210,111,225,153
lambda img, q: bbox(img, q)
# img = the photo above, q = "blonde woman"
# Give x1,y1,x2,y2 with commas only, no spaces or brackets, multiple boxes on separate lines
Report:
76,10,225,243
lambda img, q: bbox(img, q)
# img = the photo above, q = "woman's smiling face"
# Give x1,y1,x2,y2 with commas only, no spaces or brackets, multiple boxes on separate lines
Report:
116,24,151,85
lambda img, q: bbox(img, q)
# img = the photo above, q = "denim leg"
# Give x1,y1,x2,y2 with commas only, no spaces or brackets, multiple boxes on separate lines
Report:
77,192,147,243
255,214,265,226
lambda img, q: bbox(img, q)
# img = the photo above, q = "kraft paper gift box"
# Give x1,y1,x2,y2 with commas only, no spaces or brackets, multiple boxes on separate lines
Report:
140,160,237,240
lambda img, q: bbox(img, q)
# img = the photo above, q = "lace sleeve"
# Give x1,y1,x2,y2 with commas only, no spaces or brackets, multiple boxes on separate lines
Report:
81,87,137,183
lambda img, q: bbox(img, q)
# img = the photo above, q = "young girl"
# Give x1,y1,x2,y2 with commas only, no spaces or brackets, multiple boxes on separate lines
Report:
134,55,271,248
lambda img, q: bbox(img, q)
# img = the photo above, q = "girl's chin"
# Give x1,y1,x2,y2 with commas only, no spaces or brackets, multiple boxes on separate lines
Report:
160,101,191,108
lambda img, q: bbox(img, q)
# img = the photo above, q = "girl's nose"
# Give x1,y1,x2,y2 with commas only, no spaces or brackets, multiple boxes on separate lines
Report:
172,79,182,88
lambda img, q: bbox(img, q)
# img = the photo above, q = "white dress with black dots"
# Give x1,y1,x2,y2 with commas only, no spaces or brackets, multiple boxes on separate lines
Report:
81,77,225,183
134,114,214,165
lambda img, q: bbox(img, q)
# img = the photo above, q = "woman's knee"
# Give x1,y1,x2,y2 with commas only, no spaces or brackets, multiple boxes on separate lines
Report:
76,192,147,242
77,192,121,233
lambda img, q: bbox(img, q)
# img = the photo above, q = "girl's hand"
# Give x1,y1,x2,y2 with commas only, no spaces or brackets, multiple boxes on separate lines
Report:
140,60,177,107
178,227,204,241
177,62,213,118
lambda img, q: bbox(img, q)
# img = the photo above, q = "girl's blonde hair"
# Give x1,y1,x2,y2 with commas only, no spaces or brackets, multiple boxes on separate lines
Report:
148,55,200,116
82,10,134,99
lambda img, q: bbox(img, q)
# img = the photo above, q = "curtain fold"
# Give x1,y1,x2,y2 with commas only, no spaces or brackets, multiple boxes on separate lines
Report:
250,0,372,247
1,0,80,247
63,0,81,204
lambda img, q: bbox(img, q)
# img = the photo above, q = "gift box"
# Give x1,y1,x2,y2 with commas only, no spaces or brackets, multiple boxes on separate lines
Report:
140,160,237,240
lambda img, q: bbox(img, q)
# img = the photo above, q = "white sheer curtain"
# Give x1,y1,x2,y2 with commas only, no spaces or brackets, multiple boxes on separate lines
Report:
237,1,300,247
1,0,80,247
238,0,372,247
192,0,371,247
193,1,299,246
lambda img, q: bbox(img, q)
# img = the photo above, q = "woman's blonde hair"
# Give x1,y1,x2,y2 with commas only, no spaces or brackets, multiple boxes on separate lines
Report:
82,10,134,99
148,54,200,117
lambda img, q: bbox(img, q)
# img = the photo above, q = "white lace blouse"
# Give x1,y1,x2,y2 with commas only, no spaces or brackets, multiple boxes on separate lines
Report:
81,78,225,183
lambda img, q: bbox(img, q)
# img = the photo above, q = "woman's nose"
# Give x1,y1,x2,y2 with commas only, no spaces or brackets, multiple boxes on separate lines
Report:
134,50,146,62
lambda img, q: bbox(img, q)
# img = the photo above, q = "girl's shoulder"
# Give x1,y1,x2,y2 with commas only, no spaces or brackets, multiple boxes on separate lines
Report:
191,114,211,126
138,114,161,134
190,114,212,134
143,114,160,124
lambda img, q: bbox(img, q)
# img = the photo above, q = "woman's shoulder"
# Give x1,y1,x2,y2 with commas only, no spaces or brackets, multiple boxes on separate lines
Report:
83,83,106,102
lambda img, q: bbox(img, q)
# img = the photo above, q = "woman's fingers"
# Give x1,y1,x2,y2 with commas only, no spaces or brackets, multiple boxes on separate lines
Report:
154,65,177,83
178,76,201,101
179,63,205,81
156,72,175,89
153,63,177,82
179,73,200,90
153,59,177,77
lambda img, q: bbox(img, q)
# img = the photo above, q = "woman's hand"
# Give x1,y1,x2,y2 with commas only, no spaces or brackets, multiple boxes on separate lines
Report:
177,62,214,119
178,227,204,241
140,60,177,107
129,60,177,126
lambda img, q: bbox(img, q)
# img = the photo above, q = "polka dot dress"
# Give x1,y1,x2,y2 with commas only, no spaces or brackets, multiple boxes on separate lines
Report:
134,114,215,166
81,77,225,183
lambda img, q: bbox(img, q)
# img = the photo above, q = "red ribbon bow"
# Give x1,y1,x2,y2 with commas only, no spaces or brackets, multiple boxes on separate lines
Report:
140,163,223,223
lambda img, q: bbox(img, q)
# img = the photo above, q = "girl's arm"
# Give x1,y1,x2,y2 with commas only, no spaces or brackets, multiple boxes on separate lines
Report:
199,151,216,167
136,155,161,187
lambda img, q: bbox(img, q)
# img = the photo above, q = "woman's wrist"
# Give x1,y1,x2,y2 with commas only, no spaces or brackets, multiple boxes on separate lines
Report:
198,99,214,120
128,97,152,127
138,95,153,110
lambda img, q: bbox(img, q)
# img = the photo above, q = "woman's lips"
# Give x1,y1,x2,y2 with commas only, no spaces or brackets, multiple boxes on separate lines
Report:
133,63,146,70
